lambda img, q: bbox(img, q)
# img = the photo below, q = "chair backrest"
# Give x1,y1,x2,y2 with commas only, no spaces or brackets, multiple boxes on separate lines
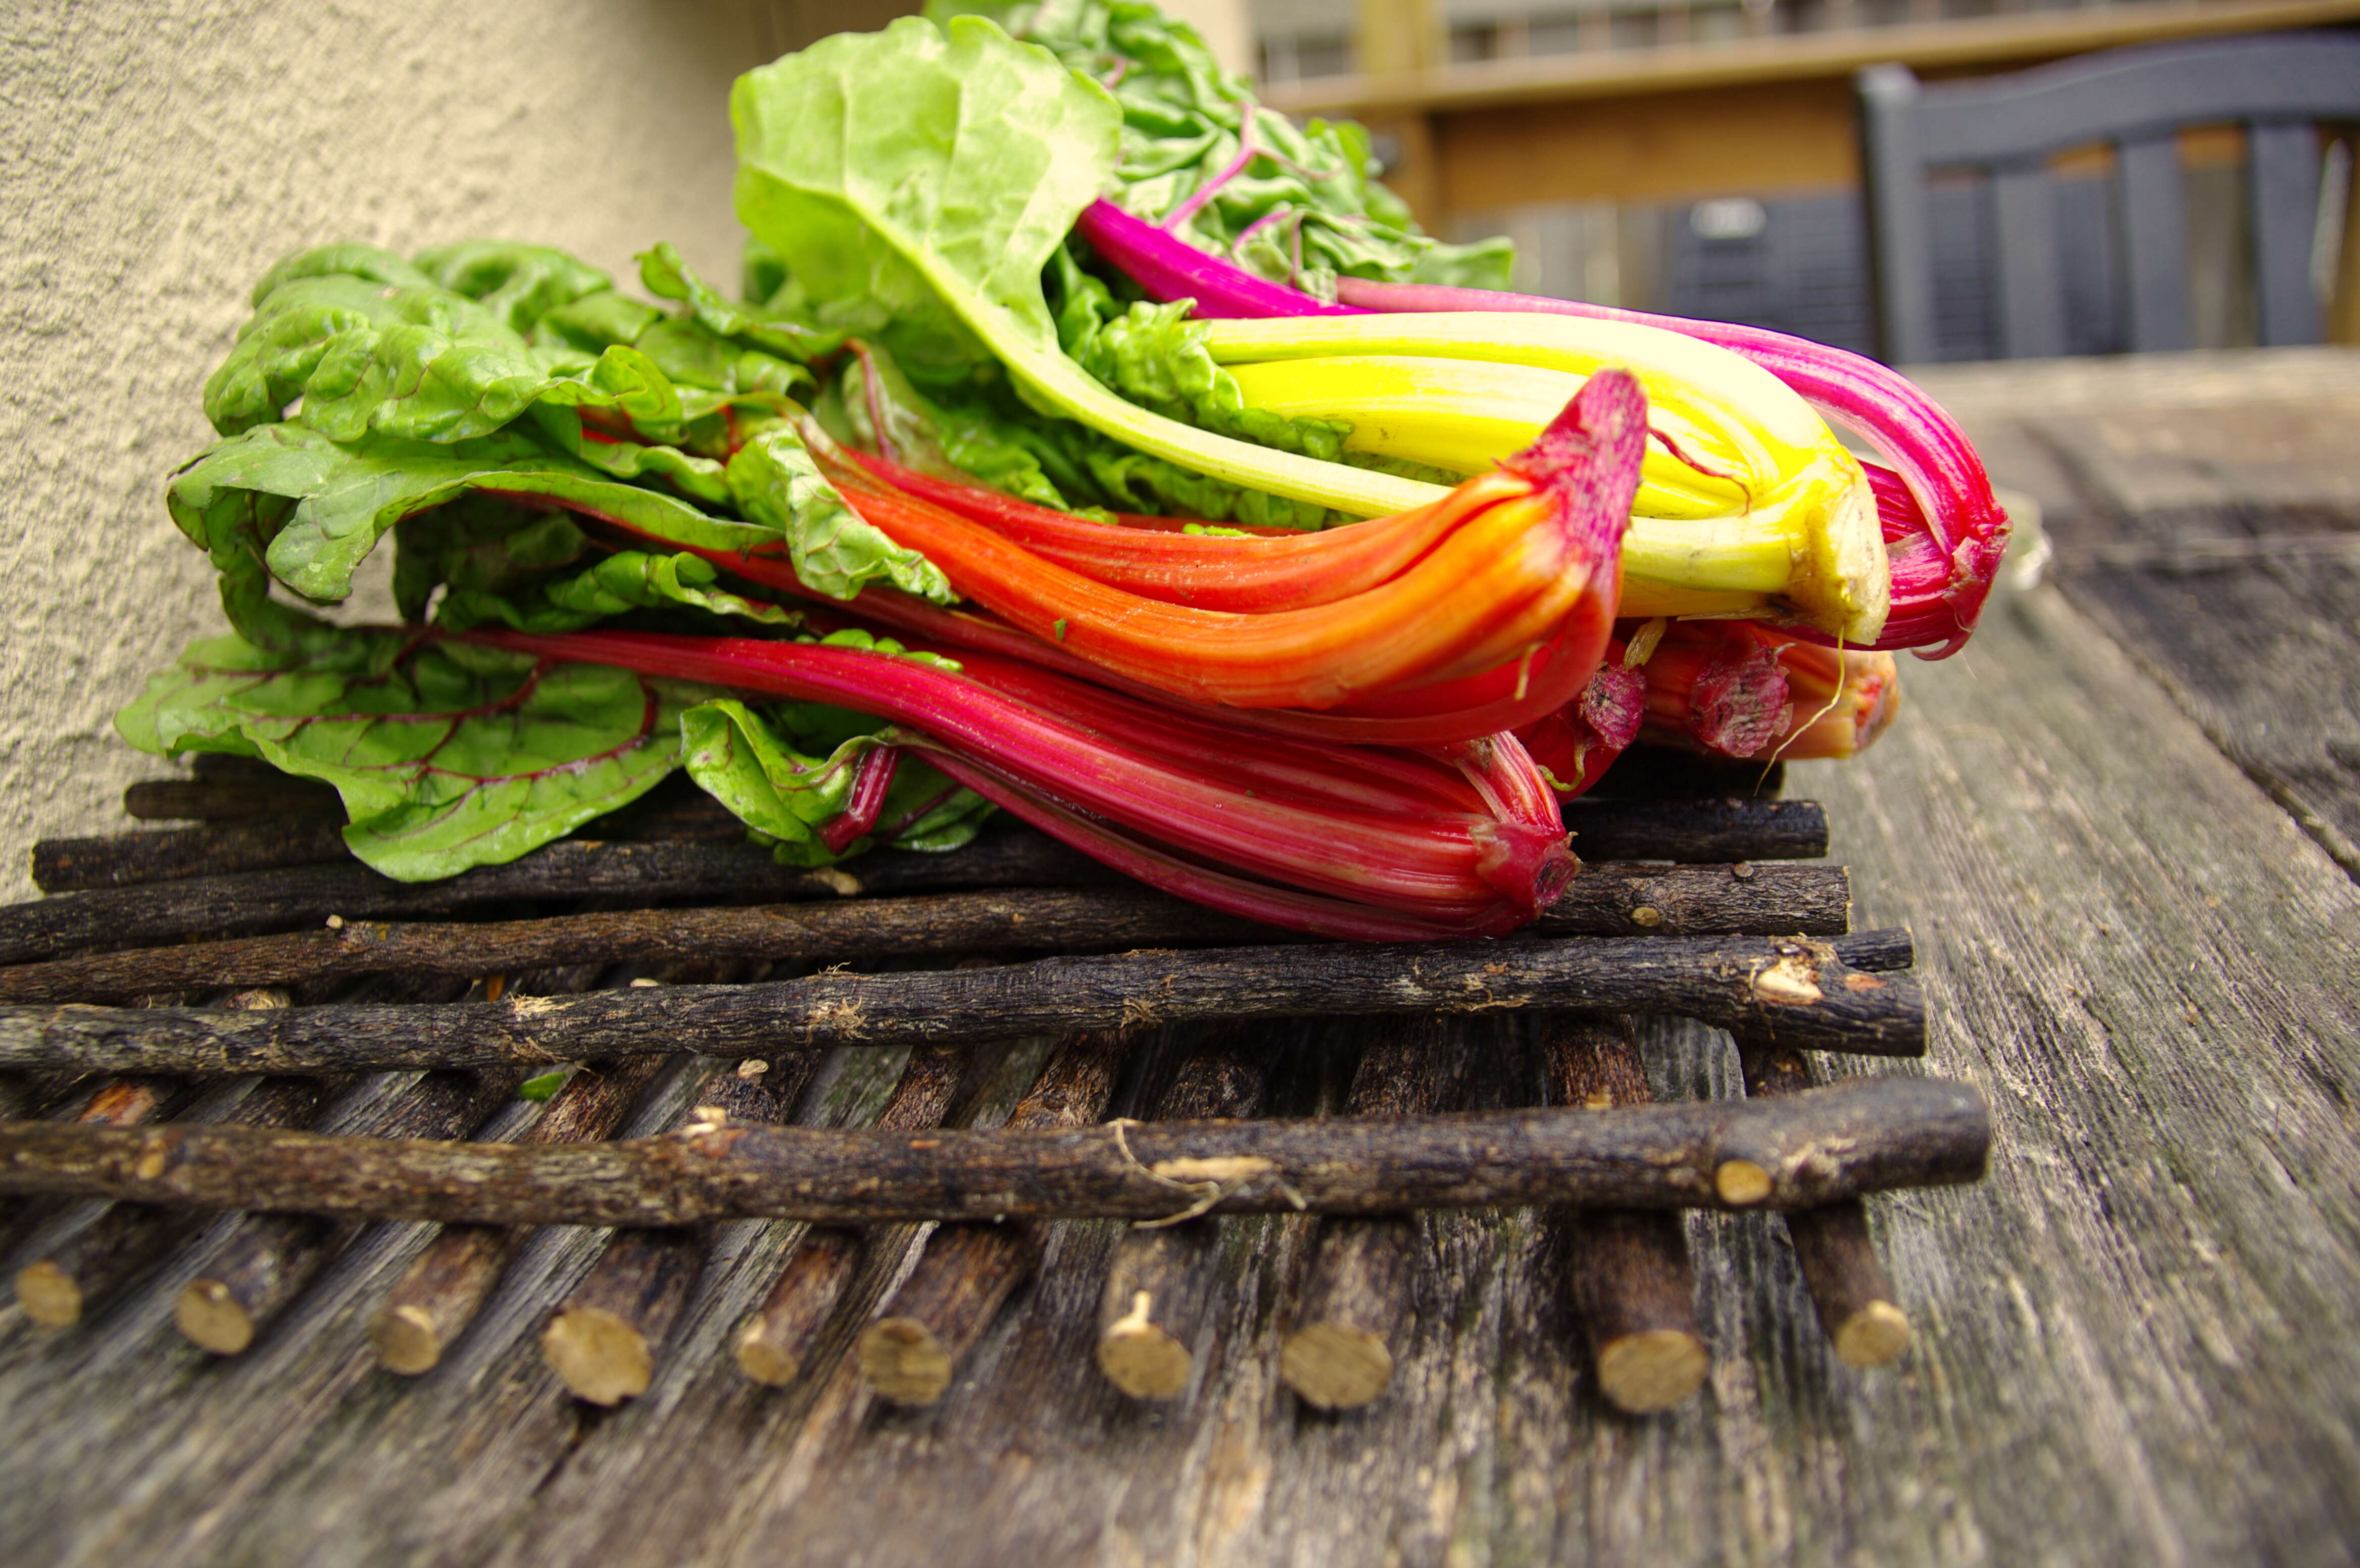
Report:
1857,31,2360,364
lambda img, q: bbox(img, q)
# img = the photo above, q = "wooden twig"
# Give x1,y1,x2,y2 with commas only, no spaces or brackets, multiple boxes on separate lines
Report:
368,1054,670,1374
1833,925,1912,973
0,863,1854,1005
4,1076,1990,1228
14,1075,342,1329
857,1032,1130,1406
34,822,356,895
1095,1037,1275,1399
0,1071,202,1265
1539,1014,1708,1415
173,1067,524,1355
1277,1017,1461,1411
124,774,343,823
1562,797,1822,861
540,1059,804,1405
0,933,1923,1078
1584,746,1784,802
1740,1042,1914,1369
21,793,1828,922
0,826,1108,966
733,1044,968,1386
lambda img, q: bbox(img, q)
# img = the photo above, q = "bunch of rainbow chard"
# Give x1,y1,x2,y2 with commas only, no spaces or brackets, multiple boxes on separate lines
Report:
117,1,1997,939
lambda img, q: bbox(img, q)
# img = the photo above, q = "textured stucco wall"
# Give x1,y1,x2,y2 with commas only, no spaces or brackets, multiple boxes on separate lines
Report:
0,0,791,899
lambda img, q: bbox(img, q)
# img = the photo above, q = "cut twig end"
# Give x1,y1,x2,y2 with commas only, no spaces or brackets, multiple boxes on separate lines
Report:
16,1260,80,1328
859,1317,953,1406
1833,1299,1911,1368
1596,1328,1709,1414
370,1302,444,1376
541,1306,653,1405
733,1322,802,1387
1098,1288,1191,1399
1714,1159,1774,1206
1280,1321,1394,1410
176,1278,255,1355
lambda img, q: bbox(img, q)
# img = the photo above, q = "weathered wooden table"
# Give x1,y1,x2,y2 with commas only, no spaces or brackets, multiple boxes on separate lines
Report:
3,348,2356,1566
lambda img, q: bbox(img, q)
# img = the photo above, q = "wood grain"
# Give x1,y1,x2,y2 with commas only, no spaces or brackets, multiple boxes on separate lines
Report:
6,355,2360,1566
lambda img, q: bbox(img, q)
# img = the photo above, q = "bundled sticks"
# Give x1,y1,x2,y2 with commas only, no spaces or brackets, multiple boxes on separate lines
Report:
0,762,1980,1419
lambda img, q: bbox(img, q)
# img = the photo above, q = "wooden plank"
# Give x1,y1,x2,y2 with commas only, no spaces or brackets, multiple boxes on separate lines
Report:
7,554,2356,1563
1917,358,2360,874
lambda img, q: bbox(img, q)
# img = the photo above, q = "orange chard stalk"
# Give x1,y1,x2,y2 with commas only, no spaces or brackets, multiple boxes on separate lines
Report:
835,446,1520,613
804,371,1649,715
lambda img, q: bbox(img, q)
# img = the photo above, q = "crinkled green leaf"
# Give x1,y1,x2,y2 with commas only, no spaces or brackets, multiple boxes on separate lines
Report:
437,550,805,634
205,248,695,446
249,243,433,304
413,241,617,335
534,291,667,356
732,17,1115,383
725,424,954,604
1048,247,1354,462
681,698,992,864
168,421,782,620
115,627,720,880
636,241,847,364
931,0,1511,298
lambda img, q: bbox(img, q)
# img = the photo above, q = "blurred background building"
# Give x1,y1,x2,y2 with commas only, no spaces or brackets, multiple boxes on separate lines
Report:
1243,0,2360,356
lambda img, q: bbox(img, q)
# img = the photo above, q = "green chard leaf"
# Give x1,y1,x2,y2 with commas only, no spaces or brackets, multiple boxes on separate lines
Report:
204,261,699,446
165,421,771,620
115,627,722,880
681,694,992,864
732,14,1437,521
931,0,1511,298
435,549,807,635
726,423,954,604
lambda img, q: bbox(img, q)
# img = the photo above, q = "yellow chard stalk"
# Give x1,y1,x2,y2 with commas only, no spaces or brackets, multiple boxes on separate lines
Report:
1203,312,1890,646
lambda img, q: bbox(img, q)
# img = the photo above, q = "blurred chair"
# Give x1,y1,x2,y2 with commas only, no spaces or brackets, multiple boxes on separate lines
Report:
1857,31,2360,364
